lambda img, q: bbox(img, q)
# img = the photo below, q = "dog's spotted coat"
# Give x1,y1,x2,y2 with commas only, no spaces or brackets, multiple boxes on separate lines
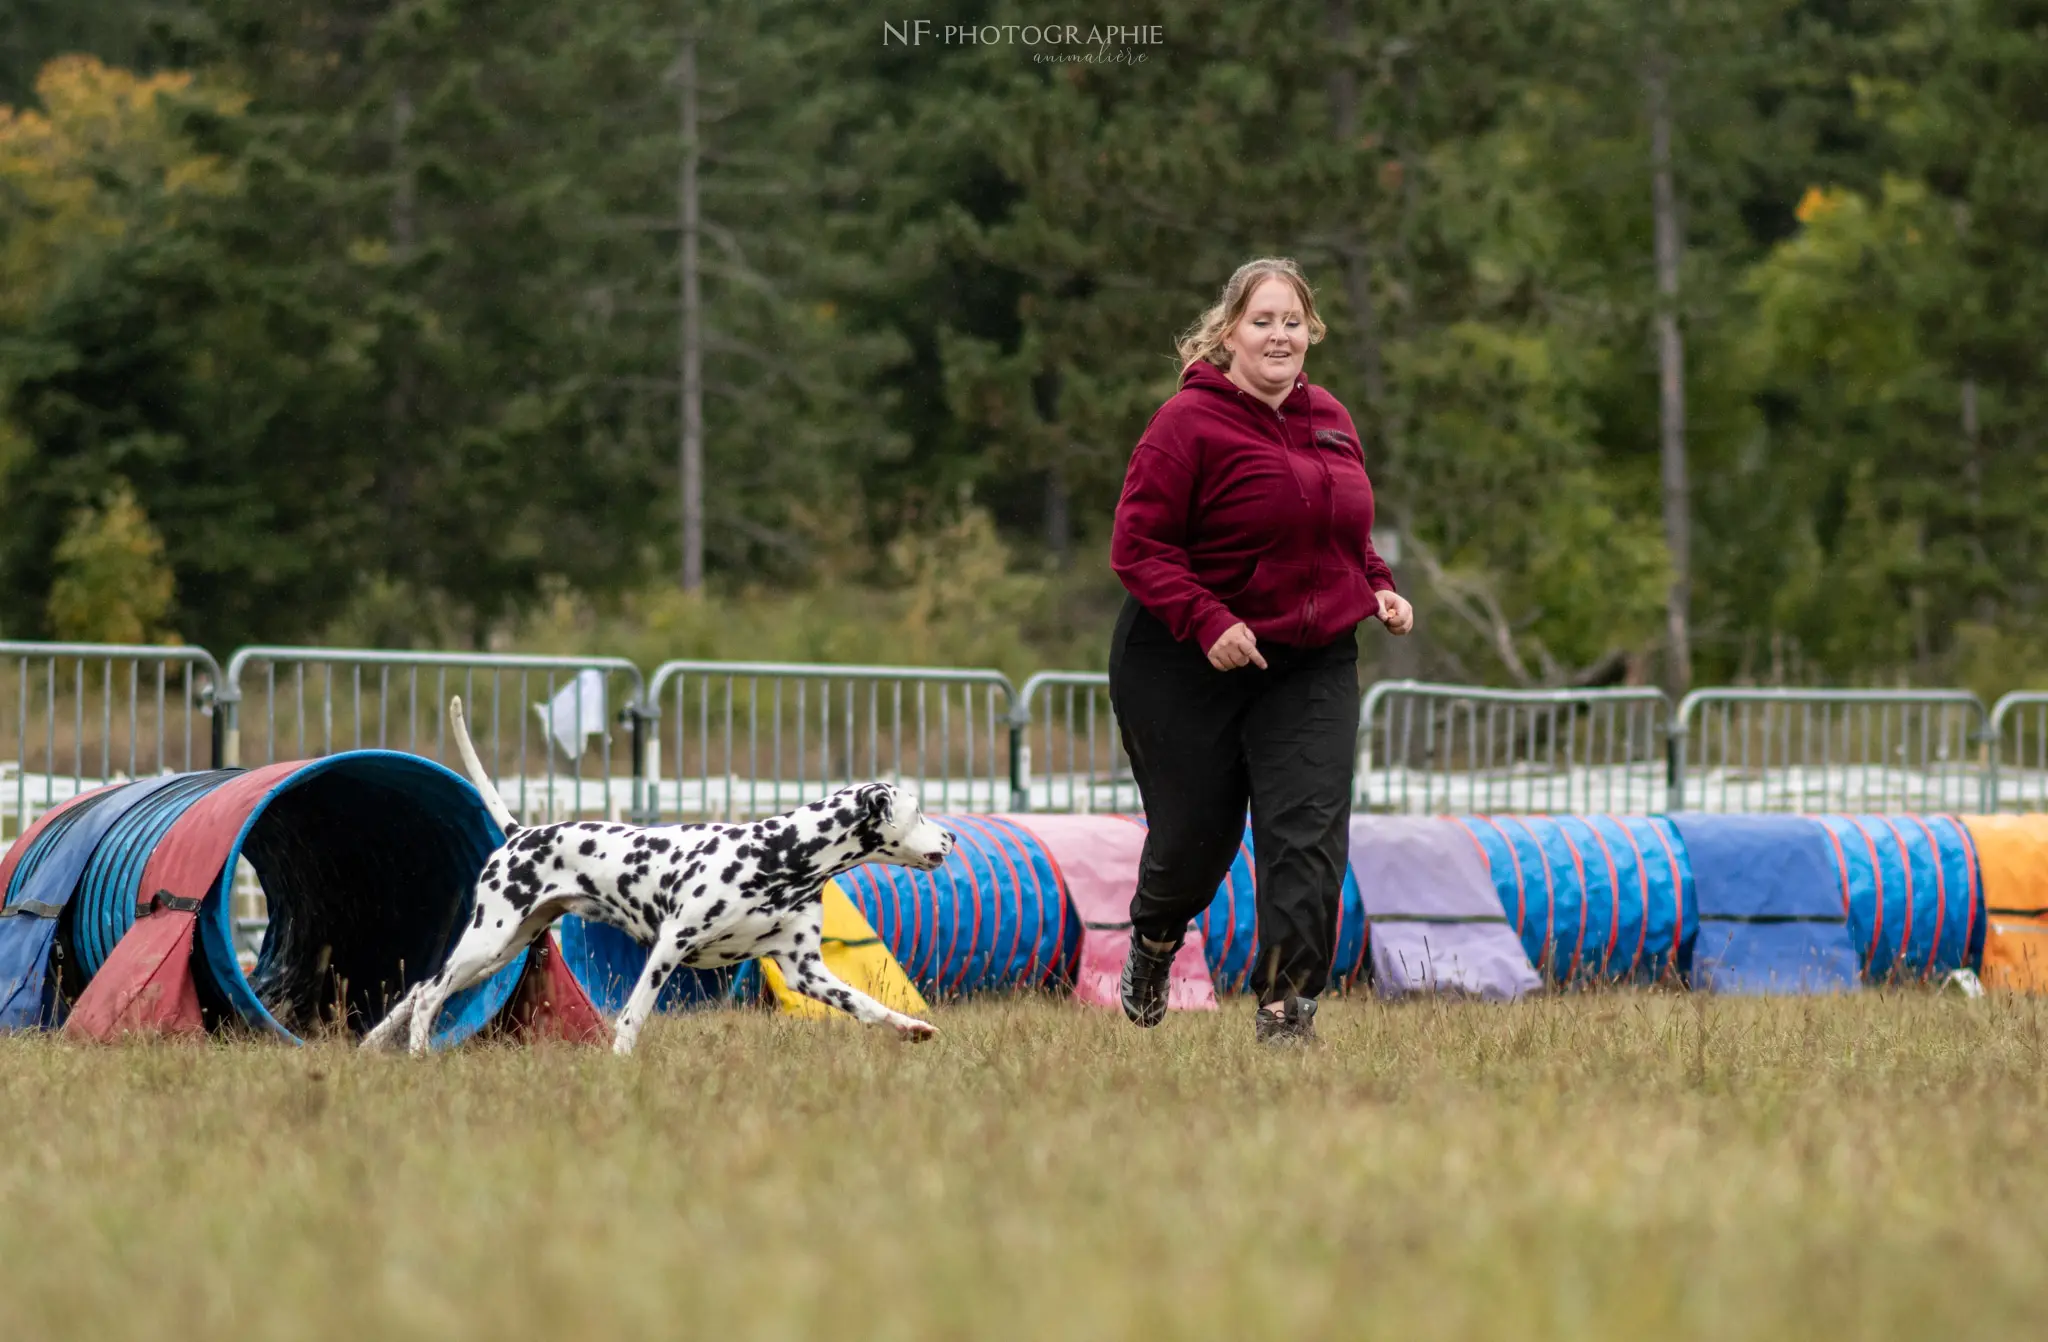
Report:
363,697,950,1054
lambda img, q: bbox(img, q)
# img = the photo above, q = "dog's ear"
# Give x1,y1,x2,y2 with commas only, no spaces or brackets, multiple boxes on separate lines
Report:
858,782,896,826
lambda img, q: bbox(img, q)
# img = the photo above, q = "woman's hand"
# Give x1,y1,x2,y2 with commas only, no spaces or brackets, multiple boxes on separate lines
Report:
1206,622,1268,671
1377,590,1415,635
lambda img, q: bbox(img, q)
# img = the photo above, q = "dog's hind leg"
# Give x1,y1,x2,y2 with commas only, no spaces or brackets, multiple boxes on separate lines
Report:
767,945,937,1041
360,990,420,1051
396,915,549,1054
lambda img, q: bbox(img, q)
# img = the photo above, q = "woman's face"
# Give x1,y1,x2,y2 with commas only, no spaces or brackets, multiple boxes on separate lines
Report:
1222,276,1308,396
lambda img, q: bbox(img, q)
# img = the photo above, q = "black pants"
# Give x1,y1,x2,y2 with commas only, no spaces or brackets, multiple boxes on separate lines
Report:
1107,597,1358,1004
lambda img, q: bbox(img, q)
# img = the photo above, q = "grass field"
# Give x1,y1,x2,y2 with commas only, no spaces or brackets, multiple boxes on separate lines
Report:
2,991,2043,1341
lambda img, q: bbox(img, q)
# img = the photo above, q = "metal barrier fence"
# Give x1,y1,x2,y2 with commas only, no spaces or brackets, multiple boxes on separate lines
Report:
1013,672,1131,814
1989,692,2048,813
1357,680,1672,815
1670,688,1988,814
643,660,1015,821
2,642,223,844
221,647,647,825
11,638,2048,835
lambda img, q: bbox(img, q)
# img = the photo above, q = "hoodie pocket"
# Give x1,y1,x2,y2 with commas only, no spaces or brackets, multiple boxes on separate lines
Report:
1231,557,1315,627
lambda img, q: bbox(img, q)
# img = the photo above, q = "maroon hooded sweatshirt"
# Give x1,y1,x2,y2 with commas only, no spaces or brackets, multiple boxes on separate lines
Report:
1111,359,1396,653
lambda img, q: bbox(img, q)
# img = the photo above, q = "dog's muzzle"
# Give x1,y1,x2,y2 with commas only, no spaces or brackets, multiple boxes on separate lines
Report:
909,829,955,869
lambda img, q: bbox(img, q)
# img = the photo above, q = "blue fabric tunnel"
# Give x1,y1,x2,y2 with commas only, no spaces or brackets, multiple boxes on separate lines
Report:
1669,813,1861,994
1455,815,1694,985
836,815,1066,997
0,774,197,1029
1816,814,1984,981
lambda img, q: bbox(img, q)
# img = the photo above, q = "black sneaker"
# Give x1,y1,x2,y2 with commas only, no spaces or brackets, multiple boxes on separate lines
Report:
1254,995,1319,1046
1120,930,1179,1028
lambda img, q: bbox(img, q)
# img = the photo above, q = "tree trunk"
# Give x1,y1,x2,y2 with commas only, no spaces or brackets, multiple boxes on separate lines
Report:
678,31,704,592
1645,48,1691,697
1327,0,1420,681
1044,466,1070,569
1324,0,1387,413
384,85,418,579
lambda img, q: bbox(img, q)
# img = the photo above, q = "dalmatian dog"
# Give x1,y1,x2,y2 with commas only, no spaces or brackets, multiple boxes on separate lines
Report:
362,696,952,1055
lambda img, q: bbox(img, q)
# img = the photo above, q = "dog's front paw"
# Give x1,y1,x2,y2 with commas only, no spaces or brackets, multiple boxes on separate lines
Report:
895,1018,938,1042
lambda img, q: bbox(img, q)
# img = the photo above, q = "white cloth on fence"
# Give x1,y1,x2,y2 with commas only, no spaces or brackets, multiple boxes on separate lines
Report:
538,670,608,760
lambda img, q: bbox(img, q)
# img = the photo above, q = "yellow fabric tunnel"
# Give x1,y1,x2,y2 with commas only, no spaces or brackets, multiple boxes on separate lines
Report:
1961,815,2048,993
759,880,928,1020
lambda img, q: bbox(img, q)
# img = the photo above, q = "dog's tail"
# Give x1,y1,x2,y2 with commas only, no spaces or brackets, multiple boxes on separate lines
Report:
449,695,520,836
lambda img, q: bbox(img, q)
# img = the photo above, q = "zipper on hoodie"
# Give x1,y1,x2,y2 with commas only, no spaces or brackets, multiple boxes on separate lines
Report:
1244,386,1323,644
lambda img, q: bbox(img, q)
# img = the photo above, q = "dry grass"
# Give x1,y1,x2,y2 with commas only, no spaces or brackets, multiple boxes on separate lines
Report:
1,990,2043,1341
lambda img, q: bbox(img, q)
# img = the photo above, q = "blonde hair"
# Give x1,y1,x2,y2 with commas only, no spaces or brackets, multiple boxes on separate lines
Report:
1175,257,1328,370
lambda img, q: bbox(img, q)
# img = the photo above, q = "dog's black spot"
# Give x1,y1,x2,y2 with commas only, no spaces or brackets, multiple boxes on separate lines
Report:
471,904,486,929
644,837,672,855
720,861,742,883
578,838,597,856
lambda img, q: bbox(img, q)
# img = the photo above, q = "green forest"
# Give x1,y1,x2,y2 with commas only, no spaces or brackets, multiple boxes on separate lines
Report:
1,1,2043,695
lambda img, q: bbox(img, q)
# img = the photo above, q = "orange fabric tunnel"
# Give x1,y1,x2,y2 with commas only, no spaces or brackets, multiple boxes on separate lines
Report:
1959,815,2048,993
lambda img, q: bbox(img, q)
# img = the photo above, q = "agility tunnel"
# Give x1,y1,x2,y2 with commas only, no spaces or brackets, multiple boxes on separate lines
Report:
1958,815,2048,992
835,815,1068,996
1452,815,1693,985
1816,816,1982,982
1004,813,1214,1013
1352,815,1540,1000
1668,814,1861,994
0,752,601,1046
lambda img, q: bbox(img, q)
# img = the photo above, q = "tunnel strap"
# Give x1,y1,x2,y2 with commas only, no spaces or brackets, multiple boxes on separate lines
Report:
0,900,65,918
130,765,291,914
140,890,204,915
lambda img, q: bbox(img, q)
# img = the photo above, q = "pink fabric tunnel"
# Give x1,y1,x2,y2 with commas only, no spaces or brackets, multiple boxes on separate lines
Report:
1003,813,1217,1014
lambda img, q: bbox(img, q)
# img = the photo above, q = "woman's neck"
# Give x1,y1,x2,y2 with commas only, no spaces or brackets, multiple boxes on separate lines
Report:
1225,361,1294,410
